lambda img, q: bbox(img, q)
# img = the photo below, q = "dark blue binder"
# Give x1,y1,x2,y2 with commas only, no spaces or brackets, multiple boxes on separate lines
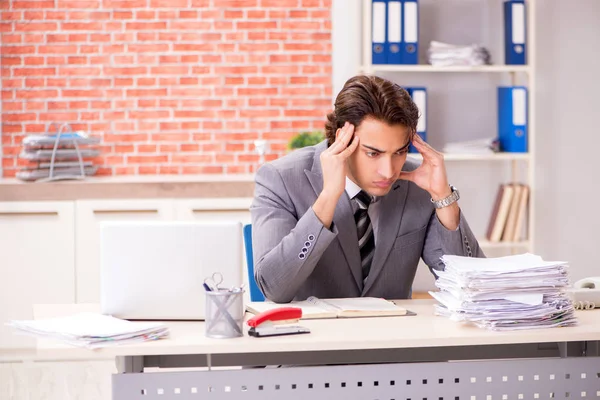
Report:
386,0,403,64
402,0,419,64
405,87,427,153
372,0,387,65
498,86,528,153
503,0,527,65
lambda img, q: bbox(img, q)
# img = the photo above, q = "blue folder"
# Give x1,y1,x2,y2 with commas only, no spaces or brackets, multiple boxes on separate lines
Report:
401,0,419,64
372,0,387,64
405,87,427,153
504,0,527,65
386,0,403,64
498,86,528,153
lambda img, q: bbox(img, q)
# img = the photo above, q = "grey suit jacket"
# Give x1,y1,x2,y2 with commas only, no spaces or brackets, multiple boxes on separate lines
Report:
250,140,484,303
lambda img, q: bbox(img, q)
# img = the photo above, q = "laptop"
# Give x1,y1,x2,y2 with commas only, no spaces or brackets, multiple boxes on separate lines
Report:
100,220,243,320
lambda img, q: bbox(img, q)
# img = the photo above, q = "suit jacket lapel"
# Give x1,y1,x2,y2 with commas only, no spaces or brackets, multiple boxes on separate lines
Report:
304,141,363,291
362,180,409,294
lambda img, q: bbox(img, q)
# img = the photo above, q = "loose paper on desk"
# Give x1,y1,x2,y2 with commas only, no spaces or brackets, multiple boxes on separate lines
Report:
247,297,407,319
429,253,577,331
7,313,169,349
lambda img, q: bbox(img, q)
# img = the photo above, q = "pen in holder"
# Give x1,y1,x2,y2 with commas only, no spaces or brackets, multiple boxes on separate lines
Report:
204,273,245,339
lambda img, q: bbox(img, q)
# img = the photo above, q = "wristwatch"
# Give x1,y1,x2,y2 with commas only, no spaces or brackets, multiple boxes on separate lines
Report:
431,185,460,209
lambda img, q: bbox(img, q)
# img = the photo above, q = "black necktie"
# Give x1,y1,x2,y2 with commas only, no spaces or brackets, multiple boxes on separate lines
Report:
353,190,375,282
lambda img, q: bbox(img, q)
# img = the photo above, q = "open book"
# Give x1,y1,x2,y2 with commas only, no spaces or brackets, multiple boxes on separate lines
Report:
246,296,407,319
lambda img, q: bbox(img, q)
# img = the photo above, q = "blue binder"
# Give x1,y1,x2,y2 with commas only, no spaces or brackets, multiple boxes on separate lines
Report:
402,0,419,64
405,87,427,153
372,0,387,65
386,0,403,64
503,0,527,65
498,86,528,153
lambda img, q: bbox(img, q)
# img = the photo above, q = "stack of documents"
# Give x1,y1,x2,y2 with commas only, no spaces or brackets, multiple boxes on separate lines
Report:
429,253,577,331
7,313,169,349
17,129,100,182
442,137,500,155
427,41,491,67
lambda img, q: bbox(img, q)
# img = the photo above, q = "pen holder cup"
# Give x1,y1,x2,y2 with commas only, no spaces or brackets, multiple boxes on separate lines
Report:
205,289,245,339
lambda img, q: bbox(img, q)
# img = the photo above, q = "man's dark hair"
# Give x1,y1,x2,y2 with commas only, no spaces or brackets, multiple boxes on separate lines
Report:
325,75,419,146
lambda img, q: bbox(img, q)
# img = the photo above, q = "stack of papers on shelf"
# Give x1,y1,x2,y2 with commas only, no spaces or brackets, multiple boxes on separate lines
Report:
7,313,169,349
442,137,499,155
427,41,491,67
17,127,101,182
429,253,577,331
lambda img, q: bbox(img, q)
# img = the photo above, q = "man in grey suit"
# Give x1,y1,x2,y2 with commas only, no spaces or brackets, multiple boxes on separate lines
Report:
251,75,484,303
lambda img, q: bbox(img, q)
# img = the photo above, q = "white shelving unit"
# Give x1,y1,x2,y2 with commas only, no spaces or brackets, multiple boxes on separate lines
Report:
478,239,531,249
361,65,532,73
408,153,530,162
360,0,536,254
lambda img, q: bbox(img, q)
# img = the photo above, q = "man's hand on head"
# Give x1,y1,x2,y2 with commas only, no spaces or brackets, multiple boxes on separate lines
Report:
319,121,360,201
398,133,451,200
312,122,360,230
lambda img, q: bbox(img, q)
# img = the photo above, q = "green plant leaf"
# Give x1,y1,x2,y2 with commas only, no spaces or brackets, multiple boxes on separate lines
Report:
288,131,325,150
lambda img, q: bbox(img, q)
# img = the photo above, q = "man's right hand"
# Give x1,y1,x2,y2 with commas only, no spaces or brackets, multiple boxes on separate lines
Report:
321,122,360,199
312,122,360,229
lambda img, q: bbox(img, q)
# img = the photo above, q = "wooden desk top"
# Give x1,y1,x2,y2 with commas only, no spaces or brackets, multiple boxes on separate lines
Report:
2,300,599,361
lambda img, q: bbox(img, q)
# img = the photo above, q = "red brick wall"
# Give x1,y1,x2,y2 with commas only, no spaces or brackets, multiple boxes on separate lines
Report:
0,0,332,177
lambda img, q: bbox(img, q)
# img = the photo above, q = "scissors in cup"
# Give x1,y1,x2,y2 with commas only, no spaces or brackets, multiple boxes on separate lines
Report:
203,272,243,336
203,272,224,292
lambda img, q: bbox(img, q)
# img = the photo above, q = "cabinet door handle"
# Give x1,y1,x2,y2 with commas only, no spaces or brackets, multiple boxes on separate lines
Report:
93,209,159,214
0,211,59,217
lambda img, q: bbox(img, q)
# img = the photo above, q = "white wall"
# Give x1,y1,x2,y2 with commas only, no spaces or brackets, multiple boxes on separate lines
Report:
535,0,600,281
331,0,363,99
332,0,600,285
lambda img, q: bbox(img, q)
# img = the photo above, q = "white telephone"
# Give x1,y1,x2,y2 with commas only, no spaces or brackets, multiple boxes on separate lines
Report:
568,277,600,310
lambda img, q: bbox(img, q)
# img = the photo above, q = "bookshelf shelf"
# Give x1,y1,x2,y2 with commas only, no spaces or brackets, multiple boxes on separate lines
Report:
361,65,531,74
408,153,530,162
361,0,536,254
478,240,531,249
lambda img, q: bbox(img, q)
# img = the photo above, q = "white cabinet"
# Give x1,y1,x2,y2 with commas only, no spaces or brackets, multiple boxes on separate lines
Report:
74,200,175,303
174,198,252,224
0,197,253,350
0,202,75,349
0,360,114,400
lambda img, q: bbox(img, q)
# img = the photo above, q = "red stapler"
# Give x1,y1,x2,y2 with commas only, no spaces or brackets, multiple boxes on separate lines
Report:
247,307,310,337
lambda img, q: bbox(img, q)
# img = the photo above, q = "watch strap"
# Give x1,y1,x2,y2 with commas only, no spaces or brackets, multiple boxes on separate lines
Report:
431,186,460,209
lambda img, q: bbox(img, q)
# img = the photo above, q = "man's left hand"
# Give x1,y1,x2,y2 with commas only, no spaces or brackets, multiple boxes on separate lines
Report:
398,134,451,200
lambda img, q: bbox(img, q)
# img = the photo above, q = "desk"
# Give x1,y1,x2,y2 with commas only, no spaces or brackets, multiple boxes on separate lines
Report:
12,300,600,399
